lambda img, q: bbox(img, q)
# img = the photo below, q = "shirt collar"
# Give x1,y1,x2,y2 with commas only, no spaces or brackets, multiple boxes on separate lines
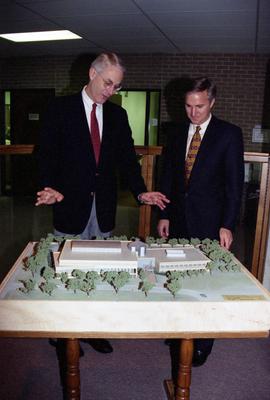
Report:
82,86,102,110
192,114,212,134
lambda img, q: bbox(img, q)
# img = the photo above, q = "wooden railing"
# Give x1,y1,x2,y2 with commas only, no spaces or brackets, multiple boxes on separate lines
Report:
0,144,34,154
1,145,269,282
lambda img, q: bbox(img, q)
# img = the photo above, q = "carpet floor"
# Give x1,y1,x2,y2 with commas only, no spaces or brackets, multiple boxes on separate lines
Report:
0,337,270,400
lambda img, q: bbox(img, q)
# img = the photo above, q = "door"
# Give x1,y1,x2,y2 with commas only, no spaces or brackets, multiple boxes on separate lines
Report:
7,89,55,195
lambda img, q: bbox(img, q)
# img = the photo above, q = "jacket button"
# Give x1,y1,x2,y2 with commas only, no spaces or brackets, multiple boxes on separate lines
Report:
90,192,94,196
95,173,99,176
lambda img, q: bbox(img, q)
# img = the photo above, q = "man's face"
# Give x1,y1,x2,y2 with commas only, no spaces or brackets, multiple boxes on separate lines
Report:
87,65,123,104
185,90,215,125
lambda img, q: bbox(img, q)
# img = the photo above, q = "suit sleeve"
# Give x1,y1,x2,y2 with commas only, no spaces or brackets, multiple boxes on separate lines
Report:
38,98,61,191
158,131,177,219
222,126,244,231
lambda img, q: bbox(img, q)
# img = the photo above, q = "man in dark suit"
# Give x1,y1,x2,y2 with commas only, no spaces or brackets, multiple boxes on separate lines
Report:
36,52,169,354
158,77,244,366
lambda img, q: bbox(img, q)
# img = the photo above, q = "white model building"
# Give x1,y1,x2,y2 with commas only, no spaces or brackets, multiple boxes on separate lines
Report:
55,240,210,276
57,240,138,276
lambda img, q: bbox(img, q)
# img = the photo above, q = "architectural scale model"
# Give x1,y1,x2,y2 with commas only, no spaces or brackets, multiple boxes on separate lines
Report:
55,239,210,276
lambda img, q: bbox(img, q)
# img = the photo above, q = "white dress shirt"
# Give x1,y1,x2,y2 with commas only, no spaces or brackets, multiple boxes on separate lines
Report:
185,114,212,158
82,86,103,139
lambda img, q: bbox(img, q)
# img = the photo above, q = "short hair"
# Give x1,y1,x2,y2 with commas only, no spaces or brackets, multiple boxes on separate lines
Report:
91,52,125,74
185,77,217,101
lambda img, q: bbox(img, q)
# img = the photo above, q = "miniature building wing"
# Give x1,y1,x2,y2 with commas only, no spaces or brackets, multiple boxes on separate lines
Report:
55,240,210,277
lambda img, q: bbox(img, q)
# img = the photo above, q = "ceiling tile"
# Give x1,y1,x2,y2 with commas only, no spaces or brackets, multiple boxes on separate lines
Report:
134,0,256,12
16,0,139,17
0,0,268,56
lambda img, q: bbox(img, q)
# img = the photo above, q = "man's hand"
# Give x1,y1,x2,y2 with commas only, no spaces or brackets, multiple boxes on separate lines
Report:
35,187,64,206
138,192,170,210
157,219,170,238
219,227,233,249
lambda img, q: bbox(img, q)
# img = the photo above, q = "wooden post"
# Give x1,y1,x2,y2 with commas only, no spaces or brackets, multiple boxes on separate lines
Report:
136,146,162,239
164,339,194,400
65,338,80,400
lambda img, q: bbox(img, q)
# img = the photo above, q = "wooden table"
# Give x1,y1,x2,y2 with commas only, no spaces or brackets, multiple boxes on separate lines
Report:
1,242,270,400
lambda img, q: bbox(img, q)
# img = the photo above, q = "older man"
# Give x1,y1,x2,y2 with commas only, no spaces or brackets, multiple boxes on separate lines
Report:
36,52,169,354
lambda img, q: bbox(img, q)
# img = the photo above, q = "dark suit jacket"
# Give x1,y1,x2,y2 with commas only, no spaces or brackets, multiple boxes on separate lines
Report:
39,93,146,234
159,115,244,240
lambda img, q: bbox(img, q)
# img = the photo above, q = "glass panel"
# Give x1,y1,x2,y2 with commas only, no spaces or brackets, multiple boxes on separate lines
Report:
111,91,146,145
148,91,159,146
115,191,139,238
4,91,11,145
232,162,262,270
111,90,161,146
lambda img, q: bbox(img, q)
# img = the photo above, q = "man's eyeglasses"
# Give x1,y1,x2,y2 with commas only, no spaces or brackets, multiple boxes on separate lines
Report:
95,70,122,93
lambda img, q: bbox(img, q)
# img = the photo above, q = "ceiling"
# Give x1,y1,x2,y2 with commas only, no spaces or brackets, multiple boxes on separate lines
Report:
0,0,269,58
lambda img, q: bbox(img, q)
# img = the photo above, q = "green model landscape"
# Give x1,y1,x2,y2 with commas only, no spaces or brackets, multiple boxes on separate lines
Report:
19,234,240,298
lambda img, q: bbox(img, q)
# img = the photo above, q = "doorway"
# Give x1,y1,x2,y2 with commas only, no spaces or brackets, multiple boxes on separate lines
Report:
110,90,161,145
1,88,55,195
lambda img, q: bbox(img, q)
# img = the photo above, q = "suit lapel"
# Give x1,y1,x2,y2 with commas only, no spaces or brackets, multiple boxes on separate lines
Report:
75,93,97,165
177,123,189,164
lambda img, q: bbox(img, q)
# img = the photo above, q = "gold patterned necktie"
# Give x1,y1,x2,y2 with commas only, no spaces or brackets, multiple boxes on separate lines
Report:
185,125,201,182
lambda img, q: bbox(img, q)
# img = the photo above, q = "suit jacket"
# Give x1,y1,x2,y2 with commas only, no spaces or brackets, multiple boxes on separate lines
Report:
39,93,146,234
159,115,244,240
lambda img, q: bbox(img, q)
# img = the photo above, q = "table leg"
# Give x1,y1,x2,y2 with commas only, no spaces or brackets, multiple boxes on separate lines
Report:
164,338,194,400
65,338,81,400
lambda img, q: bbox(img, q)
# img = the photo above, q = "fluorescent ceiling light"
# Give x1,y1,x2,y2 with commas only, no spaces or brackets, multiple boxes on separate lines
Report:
0,30,82,42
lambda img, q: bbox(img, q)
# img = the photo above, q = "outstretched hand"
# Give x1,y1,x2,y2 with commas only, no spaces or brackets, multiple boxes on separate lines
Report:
139,192,170,210
35,187,64,206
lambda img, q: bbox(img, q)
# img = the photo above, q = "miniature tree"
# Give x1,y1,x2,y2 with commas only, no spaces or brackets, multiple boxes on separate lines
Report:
66,278,81,293
18,279,36,293
58,272,69,284
72,269,86,280
165,270,183,297
41,266,56,281
145,236,155,246
23,257,40,277
190,238,201,246
138,269,155,297
80,279,96,296
101,270,130,293
178,238,190,245
39,280,57,296
156,237,167,246
168,238,178,247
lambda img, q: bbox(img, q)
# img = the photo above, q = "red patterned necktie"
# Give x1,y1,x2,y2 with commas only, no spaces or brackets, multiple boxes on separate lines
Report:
90,103,101,164
185,125,201,182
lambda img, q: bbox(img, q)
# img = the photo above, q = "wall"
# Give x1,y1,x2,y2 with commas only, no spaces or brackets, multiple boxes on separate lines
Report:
0,53,269,151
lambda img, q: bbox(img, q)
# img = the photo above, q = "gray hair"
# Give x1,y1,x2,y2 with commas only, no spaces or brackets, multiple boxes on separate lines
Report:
91,52,126,74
